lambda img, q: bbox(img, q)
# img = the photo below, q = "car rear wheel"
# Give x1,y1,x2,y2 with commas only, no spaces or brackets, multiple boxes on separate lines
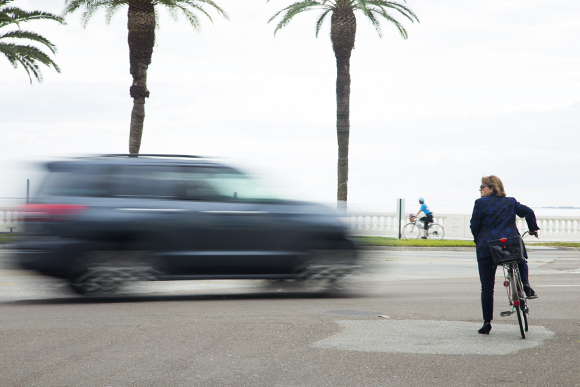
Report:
69,250,158,295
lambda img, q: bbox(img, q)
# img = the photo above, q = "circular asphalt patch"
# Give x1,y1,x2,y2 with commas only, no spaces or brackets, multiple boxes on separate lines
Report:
312,320,555,355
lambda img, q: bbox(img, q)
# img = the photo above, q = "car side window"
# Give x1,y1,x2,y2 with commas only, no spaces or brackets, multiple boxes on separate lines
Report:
111,165,180,199
174,167,228,201
178,167,279,202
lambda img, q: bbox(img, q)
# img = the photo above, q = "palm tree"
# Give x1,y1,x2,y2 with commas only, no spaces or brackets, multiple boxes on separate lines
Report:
0,0,64,83
269,0,418,208
63,0,228,154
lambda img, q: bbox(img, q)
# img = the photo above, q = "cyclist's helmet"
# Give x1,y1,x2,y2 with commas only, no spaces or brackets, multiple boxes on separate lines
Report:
419,197,425,203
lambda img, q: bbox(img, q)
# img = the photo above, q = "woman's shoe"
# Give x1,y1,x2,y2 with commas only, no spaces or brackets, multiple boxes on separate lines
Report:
478,322,492,334
524,284,538,299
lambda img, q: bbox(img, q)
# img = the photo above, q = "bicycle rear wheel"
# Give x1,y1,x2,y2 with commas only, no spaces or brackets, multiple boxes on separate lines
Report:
516,305,526,339
510,266,526,339
402,223,421,239
514,267,529,332
427,224,445,240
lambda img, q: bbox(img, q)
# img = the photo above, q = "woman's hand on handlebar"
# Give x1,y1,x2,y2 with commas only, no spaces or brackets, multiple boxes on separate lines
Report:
529,230,539,238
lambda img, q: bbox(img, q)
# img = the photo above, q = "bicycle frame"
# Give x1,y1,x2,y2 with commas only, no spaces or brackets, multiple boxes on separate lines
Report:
501,264,526,312
491,235,529,339
408,218,429,230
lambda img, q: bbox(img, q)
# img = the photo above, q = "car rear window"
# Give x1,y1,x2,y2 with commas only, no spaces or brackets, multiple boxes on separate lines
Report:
38,167,111,197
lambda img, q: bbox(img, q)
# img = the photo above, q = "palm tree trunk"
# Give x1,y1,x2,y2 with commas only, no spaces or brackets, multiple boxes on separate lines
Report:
331,9,356,208
127,1,155,154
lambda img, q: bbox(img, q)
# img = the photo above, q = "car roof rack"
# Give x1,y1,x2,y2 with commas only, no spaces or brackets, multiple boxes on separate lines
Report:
100,154,203,159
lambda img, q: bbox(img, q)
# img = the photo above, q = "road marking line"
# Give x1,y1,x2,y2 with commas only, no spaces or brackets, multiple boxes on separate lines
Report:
536,285,580,287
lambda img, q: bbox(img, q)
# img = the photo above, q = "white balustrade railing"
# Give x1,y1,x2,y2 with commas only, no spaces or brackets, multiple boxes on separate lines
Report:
0,209,21,233
347,212,580,242
2,206,579,242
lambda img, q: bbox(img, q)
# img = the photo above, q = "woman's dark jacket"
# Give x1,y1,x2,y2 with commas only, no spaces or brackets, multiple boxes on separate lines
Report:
470,194,539,259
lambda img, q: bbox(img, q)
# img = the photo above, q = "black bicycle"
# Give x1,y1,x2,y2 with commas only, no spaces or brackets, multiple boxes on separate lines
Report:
488,234,530,339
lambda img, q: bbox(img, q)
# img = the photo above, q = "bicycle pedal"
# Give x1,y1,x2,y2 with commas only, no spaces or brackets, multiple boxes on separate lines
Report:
500,311,513,317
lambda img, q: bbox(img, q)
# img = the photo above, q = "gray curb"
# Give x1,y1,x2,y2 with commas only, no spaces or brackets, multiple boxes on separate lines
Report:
360,246,476,251
360,246,579,251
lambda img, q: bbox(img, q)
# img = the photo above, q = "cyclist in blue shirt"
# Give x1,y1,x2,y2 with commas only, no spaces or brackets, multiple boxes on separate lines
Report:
414,197,433,239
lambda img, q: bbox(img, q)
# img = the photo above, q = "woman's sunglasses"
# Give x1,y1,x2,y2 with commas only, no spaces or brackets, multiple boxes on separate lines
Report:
480,185,490,189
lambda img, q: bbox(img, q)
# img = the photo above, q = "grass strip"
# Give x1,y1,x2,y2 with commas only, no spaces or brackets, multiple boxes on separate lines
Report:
535,242,580,248
352,236,580,248
0,234,19,244
352,236,476,247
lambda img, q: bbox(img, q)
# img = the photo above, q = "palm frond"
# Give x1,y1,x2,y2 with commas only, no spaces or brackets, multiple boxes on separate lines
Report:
352,0,416,38
63,0,126,27
314,8,331,38
0,30,58,53
164,4,179,22
1,1,64,82
64,0,229,30
0,42,58,68
104,3,126,25
373,8,407,38
0,42,60,83
364,0,418,23
155,0,229,21
268,0,326,35
165,4,202,30
365,8,383,37
355,0,381,35
1,6,65,28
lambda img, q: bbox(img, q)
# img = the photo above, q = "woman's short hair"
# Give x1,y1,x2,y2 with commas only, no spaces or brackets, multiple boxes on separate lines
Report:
482,175,506,197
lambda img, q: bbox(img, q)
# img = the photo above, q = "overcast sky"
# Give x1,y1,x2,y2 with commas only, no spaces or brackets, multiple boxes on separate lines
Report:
1,0,579,213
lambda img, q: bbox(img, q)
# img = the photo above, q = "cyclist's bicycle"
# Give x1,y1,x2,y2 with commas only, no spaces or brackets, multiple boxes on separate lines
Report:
402,215,445,240
488,233,530,339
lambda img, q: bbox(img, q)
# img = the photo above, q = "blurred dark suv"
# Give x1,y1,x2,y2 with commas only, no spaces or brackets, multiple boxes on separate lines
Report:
13,155,357,295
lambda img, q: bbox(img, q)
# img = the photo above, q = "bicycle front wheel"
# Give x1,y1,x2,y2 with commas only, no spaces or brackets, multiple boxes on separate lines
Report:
427,224,445,240
510,266,526,339
402,223,421,239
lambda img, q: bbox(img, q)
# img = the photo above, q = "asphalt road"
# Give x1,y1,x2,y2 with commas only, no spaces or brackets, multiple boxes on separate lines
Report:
1,248,579,387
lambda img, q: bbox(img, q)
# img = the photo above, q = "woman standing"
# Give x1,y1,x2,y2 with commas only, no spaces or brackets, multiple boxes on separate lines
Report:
470,175,539,334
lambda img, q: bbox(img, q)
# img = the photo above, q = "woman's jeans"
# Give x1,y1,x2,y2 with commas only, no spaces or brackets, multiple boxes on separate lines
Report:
478,255,530,321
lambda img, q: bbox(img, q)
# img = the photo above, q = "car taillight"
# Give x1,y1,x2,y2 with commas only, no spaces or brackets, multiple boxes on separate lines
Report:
20,204,89,222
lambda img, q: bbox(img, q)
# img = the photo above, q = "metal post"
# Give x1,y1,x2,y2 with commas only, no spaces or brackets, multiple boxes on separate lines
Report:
397,198,405,239
398,199,402,239
26,179,30,204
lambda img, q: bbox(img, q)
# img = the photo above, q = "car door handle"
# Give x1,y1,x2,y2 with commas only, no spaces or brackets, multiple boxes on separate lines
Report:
116,208,187,212
200,211,268,215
